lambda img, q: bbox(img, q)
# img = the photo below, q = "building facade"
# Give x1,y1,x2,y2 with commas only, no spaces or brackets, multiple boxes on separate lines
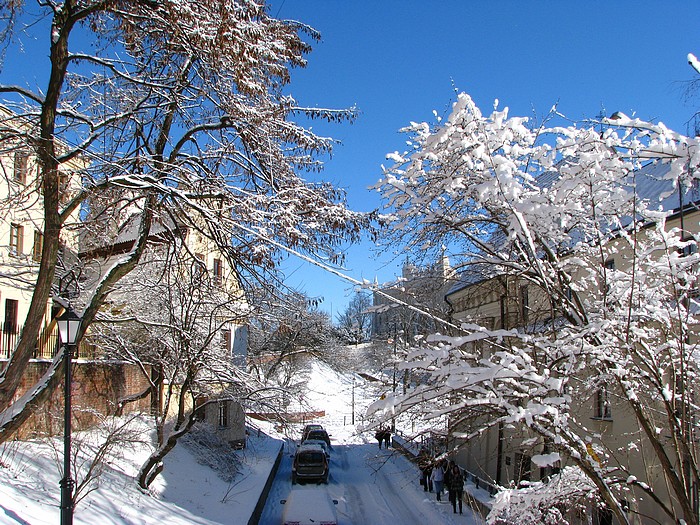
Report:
372,255,456,340
443,160,700,524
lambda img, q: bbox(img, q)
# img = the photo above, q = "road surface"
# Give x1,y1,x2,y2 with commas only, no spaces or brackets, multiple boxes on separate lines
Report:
260,441,483,525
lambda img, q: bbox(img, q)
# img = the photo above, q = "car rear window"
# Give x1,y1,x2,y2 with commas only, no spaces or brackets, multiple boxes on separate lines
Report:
298,451,325,463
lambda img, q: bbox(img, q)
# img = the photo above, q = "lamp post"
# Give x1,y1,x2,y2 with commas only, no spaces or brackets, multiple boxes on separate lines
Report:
351,374,355,425
57,306,82,525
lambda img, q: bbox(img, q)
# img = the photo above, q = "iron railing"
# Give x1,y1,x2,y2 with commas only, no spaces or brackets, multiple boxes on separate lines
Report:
0,322,97,360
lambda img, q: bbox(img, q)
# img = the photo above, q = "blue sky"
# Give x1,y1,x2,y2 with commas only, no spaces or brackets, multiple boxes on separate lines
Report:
272,0,700,318
3,2,699,320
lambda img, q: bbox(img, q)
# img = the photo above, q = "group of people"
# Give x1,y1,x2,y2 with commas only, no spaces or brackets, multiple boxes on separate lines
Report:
374,428,392,449
419,452,465,515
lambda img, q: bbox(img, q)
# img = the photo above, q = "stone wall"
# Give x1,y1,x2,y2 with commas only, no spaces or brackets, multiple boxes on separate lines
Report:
6,360,151,440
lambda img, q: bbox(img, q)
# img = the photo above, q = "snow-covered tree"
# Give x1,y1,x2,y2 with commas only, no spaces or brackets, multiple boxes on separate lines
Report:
371,93,700,524
487,466,603,525
0,1,368,440
336,290,372,344
248,289,338,399
89,241,254,488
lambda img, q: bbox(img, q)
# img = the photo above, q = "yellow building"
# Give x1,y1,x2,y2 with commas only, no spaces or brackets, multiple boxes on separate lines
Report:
0,107,84,359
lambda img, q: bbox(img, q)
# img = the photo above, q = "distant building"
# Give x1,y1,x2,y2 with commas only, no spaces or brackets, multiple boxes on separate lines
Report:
371,255,455,340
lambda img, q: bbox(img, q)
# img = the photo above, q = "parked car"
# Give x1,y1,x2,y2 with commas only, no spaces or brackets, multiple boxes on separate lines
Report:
303,428,331,448
281,488,338,525
301,438,330,459
292,443,329,484
300,423,323,442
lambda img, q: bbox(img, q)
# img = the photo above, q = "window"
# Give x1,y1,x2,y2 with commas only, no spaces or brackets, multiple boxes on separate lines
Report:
32,230,43,262
218,400,229,427
520,286,529,325
193,253,206,277
514,452,531,484
500,295,508,330
679,236,699,297
58,173,70,204
4,299,18,334
13,151,28,184
595,506,613,525
223,329,232,353
539,441,561,480
595,386,612,419
680,239,697,257
603,259,615,293
9,223,23,255
213,258,222,285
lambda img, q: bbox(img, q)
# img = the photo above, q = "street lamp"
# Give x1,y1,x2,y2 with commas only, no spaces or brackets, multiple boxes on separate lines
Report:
57,306,82,525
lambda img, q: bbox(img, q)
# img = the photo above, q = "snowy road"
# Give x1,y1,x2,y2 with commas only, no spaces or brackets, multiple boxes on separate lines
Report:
259,441,483,525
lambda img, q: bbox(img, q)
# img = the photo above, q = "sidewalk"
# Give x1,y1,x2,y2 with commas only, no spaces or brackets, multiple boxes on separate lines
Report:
391,433,494,519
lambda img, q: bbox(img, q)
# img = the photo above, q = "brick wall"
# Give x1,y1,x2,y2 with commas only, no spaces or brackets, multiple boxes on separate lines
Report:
6,360,152,440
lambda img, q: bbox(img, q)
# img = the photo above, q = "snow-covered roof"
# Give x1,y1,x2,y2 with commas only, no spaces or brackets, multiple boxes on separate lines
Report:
632,159,699,214
80,212,185,257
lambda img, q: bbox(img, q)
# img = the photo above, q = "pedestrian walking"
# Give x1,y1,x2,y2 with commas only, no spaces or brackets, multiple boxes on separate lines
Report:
430,459,445,501
447,464,465,514
375,429,384,449
418,448,433,492
420,462,433,492
383,429,391,449
444,459,455,489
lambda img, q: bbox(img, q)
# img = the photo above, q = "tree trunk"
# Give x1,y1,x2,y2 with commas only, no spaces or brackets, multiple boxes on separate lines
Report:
137,411,197,489
0,9,70,412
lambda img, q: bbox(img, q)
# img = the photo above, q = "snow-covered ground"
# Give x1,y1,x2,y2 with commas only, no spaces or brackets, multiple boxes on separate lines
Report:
0,358,488,525
0,416,282,525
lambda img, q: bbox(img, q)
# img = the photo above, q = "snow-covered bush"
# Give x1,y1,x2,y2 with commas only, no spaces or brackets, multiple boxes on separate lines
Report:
182,423,241,483
487,467,600,525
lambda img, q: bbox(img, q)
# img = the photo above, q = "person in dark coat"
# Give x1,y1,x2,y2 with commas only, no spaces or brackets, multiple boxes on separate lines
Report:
418,448,432,491
442,460,455,501
375,429,384,449
383,429,391,449
447,464,465,514
420,461,433,492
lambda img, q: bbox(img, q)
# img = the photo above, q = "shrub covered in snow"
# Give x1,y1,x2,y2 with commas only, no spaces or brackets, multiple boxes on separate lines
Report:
487,467,602,525
182,423,241,483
